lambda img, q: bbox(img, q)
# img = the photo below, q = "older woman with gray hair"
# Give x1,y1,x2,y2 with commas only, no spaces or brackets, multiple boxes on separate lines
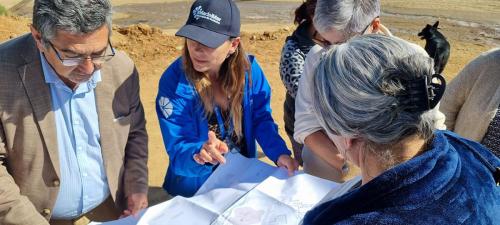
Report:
303,34,499,224
294,0,446,182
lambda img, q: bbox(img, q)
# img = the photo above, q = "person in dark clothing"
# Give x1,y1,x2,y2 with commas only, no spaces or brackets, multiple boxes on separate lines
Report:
279,0,317,165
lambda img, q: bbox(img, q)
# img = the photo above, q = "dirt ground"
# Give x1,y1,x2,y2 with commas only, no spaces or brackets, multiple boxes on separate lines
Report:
0,0,499,203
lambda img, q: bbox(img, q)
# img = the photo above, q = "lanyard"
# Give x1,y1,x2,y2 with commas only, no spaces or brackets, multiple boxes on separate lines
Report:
214,106,234,142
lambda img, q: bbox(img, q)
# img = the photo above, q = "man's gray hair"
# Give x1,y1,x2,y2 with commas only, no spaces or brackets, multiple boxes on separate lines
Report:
313,34,438,148
33,0,112,47
314,0,380,37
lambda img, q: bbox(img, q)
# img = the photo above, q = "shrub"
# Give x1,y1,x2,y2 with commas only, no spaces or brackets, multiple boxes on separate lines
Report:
0,4,7,16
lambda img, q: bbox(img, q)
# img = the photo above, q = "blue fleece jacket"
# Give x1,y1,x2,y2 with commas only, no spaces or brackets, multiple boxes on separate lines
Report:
303,130,500,224
156,55,291,197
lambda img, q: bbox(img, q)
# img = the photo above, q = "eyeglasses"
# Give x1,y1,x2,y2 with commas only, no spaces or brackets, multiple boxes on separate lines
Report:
359,16,380,36
49,40,116,67
311,30,333,48
312,16,380,48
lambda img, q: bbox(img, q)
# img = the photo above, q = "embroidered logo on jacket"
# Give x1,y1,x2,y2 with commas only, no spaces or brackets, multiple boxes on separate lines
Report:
159,96,174,119
192,6,222,24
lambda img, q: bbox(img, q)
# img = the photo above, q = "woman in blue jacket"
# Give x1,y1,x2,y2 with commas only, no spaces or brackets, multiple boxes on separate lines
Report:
156,0,298,197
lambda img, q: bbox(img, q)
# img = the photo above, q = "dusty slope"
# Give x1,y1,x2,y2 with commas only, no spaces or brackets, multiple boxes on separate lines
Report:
0,15,495,202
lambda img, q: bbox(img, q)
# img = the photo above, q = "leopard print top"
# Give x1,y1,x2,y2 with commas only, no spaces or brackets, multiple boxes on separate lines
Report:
279,22,315,98
481,105,500,158
279,39,307,98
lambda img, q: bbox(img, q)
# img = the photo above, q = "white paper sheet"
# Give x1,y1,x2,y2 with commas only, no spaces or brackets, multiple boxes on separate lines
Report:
196,152,278,195
91,152,343,225
212,169,338,225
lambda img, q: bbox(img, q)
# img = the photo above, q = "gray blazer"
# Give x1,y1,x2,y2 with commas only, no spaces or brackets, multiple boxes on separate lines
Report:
0,34,148,224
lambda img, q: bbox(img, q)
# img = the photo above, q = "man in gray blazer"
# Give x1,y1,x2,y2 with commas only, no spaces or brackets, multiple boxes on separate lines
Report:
0,0,148,224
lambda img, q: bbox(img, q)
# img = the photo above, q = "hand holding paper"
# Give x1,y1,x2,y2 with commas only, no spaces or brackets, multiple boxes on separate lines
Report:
120,193,148,218
277,154,300,176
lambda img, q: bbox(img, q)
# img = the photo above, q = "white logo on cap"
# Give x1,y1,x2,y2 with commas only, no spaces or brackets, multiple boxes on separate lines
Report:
192,6,222,25
159,96,174,119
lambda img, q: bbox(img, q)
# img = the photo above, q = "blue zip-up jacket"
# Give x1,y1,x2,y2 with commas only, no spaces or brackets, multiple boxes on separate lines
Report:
156,55,291,197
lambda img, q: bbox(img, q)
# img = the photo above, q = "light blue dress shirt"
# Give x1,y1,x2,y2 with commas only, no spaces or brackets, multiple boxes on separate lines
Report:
40,54,110,219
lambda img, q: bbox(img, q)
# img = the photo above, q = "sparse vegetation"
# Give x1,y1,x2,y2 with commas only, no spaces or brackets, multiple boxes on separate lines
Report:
0,4,7,16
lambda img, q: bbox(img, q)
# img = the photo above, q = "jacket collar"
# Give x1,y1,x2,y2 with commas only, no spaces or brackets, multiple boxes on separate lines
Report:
94,64,121,203
17,35,61,178
305,131,459,223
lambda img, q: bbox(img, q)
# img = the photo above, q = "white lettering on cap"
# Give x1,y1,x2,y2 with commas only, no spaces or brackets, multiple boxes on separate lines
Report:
192,6,222,25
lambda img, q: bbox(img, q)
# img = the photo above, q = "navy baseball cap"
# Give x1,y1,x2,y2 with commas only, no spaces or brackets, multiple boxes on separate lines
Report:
176,0,241,48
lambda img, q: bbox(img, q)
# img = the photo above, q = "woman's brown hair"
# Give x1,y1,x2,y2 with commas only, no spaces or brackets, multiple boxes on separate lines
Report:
182,39,250,139
294,0,317,25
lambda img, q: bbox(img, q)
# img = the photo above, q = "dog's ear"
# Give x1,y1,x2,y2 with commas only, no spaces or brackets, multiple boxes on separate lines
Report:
433,21,440,28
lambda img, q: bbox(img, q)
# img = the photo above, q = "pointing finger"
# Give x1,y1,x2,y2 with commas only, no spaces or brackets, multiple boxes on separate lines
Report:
207,131,217,145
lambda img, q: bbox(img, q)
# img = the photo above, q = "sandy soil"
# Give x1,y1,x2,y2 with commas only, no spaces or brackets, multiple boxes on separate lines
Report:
0,0,21,9
382,0,500,25
0,0,499,203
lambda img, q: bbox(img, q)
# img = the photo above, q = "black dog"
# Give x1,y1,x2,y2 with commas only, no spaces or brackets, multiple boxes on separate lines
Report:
418,21,450,74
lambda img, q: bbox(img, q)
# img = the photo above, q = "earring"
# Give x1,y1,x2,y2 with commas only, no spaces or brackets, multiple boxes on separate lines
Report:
341,162,350,175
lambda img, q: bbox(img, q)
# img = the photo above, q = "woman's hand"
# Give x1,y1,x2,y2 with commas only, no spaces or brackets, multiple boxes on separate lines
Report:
193,131,229,165
277,154,300,176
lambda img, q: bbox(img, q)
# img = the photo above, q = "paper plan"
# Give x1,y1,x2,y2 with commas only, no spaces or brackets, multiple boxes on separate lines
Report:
91,152,351,225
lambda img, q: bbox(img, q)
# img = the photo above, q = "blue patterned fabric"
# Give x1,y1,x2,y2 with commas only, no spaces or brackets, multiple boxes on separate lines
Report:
303,130,500,224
